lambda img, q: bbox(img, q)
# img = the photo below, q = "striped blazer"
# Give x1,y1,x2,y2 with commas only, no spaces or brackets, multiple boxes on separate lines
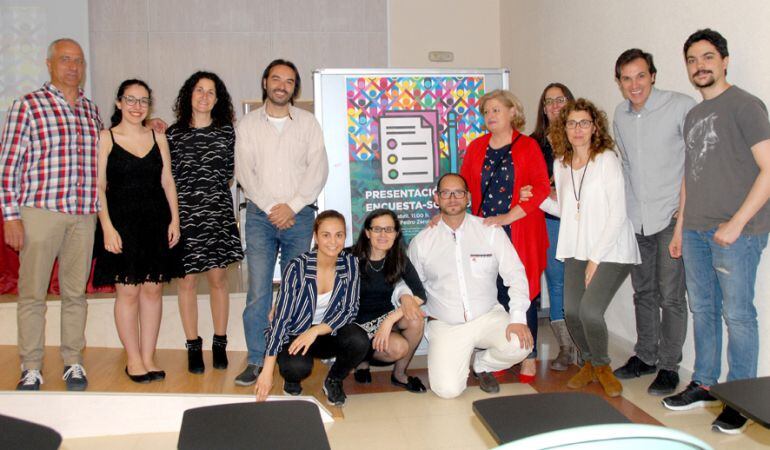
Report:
265,250,360,356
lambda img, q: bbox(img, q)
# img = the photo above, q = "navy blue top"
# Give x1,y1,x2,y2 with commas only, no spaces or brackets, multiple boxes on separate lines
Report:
265,251,360,356
480,143,514,236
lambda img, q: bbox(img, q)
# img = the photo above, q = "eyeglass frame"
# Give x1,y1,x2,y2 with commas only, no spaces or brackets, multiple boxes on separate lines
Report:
368,226,397,234
437,190,468,199
565,119,594,130
121,95,152,107
543,96,568,107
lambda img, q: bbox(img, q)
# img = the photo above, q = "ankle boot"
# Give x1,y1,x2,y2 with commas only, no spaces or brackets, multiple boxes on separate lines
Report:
186,337,204,374
550,320,576,371
212,334,228,370
594,365,623,397
567,361,596,389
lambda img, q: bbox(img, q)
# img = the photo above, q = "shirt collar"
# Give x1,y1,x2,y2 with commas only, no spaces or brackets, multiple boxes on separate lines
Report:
44,82,85,103
258,104,296,122
624,86,663,115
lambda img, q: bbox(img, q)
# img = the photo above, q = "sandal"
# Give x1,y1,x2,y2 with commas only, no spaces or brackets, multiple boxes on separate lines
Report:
354,368,372,384
391,374,427,393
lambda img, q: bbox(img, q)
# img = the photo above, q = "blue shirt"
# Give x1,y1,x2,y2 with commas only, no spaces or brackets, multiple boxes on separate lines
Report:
613,87,696,235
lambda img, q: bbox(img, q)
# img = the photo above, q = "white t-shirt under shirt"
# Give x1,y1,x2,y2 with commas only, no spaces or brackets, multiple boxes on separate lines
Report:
312,290,332,325
542,150,640,265
267,114,289,132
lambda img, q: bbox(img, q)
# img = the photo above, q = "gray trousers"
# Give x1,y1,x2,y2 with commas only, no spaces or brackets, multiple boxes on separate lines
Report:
630,219,687,371
564,259,631,366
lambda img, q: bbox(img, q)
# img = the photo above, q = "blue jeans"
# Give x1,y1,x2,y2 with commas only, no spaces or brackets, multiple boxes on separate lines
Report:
545,216,565,321
682,228,767,386
243,202,315,366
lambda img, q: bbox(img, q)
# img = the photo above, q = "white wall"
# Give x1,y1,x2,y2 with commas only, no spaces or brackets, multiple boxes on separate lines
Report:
501,0,770,378
388,0,500,68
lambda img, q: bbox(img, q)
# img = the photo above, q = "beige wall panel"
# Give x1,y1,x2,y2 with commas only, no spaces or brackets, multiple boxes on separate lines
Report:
388,0,500,68
147,32,272,123
88,31,149,122
88,0,148,32
148,0,277,32
274,0,380,33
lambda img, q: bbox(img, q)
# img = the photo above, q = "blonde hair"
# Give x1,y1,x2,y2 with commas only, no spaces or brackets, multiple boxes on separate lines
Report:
480,89,526,131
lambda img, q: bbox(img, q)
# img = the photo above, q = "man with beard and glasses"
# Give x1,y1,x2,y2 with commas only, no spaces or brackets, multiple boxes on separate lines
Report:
662,29,770,435
408,173,532,398
234,59,328,386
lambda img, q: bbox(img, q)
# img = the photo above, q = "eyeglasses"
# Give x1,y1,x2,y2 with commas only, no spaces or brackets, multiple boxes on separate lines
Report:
565,119,594,130
438,190,468,199
121,95,152,107
544,96,568,107
369,226,396,234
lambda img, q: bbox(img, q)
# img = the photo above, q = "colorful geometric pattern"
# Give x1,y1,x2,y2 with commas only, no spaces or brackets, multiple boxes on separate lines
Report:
346,76,486,165
345,76,487,241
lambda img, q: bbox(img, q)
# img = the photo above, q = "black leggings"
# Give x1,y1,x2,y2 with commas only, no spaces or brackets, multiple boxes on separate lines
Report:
277,323,369,382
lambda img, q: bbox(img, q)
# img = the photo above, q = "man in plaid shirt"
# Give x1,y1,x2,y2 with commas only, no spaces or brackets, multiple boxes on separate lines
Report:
1,38,102,391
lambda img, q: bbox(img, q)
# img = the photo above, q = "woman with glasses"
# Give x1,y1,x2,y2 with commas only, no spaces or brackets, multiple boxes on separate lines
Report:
167,71,244,374
460,89,551,383
350,209,427,393
94,79,184,383
544,98,640,397
530,83,578,372
255,210,369,406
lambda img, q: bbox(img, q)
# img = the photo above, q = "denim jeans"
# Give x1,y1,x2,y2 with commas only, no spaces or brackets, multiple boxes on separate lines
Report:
682,228,767,386
630,218,687,371
544,216,565,321
243,202,315,366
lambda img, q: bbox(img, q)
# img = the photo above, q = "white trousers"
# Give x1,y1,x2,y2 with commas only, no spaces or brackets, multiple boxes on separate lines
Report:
427,305,530,399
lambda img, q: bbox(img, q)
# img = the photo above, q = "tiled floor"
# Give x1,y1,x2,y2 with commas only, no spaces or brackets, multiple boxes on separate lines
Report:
51,322,770,450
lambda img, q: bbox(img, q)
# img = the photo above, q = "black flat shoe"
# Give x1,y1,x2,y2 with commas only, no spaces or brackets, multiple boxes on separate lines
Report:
125,367,151,384
354,368,372,384
390,374,427,393
148,370,166,381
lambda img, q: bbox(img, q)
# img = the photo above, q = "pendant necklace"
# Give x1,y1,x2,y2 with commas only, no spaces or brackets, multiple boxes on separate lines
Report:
570,157,589,221
367,258,385,272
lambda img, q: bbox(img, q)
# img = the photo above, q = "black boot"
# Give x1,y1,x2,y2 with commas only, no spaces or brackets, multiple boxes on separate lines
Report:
212,334,228,370
186,337,204,374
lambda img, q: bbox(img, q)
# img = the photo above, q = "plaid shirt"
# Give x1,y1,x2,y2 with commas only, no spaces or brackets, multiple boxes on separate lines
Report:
0,82,102,221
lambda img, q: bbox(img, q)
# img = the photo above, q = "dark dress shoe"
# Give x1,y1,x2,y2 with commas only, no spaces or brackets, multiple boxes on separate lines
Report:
354,368,372,384
391,374,427,393
125,367,151,384
148,370,166,381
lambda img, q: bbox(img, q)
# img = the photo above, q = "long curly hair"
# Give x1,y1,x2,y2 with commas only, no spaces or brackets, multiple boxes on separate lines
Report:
530,82,575,147
110,79,151,128
171,71,235,128
350,209,408,285
549,98,615,165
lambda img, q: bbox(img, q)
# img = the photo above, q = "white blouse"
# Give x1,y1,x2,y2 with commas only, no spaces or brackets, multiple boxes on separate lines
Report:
541,151,641,264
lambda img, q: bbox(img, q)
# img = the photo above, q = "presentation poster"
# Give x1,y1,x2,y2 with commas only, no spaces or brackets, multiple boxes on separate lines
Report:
346,76,486,241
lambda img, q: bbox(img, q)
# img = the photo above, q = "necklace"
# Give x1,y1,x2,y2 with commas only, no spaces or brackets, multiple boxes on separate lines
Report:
570,158,589,221
367,258,386,272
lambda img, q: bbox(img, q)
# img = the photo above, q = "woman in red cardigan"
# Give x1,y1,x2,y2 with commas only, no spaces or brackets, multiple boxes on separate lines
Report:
460,89,550,382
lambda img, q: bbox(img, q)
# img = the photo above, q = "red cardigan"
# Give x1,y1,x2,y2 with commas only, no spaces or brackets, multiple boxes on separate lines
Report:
460,130,550,300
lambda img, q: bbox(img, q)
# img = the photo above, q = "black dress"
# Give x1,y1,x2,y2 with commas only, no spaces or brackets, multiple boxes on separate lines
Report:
167,124,243,274
94,130,184,286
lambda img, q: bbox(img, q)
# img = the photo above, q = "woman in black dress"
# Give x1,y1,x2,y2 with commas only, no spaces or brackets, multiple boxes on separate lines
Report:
95,79,184,383
351,209,427,393
167,71,243,374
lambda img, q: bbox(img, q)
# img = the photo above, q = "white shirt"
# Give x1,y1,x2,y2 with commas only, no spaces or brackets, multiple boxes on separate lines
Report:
234,105,329,213
312,290,332,325
542,151,640,264
407,214,530,325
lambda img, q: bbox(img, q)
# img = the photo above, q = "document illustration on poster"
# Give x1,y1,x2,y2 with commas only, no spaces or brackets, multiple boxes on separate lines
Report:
346,75,487,242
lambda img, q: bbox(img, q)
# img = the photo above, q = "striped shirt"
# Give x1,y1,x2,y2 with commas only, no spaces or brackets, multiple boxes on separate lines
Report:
265,251,360,356
0,82,102,221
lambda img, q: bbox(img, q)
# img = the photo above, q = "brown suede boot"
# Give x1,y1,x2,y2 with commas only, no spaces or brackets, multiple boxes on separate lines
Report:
567,361,596,389
594,365,623,397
